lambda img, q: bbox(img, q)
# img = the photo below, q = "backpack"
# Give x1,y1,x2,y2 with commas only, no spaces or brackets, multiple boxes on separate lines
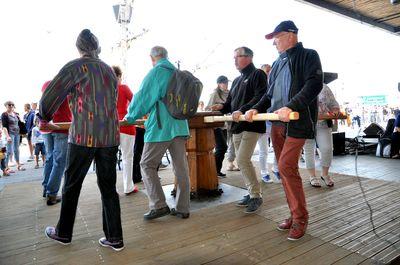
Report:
156,67,203,129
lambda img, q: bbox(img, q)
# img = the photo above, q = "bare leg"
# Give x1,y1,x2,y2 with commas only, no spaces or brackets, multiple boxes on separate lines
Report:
322,166,329,177
28,140,33,158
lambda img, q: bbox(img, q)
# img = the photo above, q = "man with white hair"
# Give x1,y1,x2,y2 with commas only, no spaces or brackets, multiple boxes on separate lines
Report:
246,20,323,240
125,46,190,220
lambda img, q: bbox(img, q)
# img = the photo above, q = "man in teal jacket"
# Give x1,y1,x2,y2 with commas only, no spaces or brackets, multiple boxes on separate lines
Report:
125,46,190,220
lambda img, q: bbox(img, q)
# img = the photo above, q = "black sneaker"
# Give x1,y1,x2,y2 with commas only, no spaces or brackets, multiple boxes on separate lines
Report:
143,206,171,220
236,195,250,207
45,226,71,245
170,208,190,219
217,172,226,178
98,237,124,251
171,189,176,197
244,198,263,214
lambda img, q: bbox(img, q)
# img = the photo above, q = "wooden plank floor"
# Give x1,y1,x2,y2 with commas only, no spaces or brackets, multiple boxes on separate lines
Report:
1,160,399,264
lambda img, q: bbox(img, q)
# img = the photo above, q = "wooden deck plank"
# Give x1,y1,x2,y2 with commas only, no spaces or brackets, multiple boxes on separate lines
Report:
256,238,329,265
309,193,400,238
307,188,398,234
1,159,399,265
260,178,386,222
331,253,370,265
203,230,315,265
325,212,400,245
352,227,400,258
119,218,276,265
369,240,400,264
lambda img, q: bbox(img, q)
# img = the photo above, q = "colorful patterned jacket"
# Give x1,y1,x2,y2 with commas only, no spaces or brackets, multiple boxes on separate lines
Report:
39,56,119,147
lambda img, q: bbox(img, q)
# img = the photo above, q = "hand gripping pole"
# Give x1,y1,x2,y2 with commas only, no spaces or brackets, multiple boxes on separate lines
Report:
203,112,299,123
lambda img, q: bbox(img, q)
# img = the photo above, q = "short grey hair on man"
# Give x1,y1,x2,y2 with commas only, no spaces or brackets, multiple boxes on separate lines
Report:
150,46,168,58
234,46,253,58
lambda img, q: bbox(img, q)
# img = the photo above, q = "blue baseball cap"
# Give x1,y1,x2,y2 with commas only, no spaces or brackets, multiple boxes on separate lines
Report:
265,20,298,39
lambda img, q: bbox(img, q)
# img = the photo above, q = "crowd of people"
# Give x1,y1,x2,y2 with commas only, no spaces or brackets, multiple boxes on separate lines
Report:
344,104,399,129
1,101,28,176
2,19,399,253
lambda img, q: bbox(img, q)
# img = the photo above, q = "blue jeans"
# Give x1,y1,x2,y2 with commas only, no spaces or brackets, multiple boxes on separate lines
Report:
42,133,68,196
6,133,20,165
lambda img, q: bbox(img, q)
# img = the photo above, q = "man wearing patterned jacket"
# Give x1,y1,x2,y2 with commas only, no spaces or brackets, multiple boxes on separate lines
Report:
40,29,124,251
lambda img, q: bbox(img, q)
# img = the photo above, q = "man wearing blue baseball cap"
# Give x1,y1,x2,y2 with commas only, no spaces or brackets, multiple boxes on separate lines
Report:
245,20,323,240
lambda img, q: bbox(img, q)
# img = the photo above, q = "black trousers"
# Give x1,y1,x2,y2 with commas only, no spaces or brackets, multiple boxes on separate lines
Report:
56,144,123,242
392,132,400,156
214,128,228,173
132,127,145,183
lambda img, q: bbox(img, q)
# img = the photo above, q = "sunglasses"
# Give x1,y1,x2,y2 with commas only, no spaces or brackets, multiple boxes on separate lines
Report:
7,104,14,107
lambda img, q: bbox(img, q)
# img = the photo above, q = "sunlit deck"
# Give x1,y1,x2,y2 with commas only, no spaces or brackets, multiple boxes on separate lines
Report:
0,154,399,265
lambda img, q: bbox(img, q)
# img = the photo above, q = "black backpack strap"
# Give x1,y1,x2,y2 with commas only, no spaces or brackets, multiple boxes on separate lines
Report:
155,101,162,129
155,65,175,129
155,64,179,129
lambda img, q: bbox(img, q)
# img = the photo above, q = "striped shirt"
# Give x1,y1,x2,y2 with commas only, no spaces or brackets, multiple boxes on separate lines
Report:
39,56,119,147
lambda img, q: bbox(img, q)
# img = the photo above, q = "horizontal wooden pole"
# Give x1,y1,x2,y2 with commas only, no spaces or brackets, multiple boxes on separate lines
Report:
39,119,145,131
203,112,299,123
318,112,348,120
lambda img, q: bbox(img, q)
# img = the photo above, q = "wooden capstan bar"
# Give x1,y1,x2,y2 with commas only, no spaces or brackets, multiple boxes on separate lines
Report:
44,111,353,197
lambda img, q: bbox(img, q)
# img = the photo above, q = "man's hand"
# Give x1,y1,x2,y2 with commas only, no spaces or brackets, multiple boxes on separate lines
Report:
6,136,11,143
210,104,223,111
244,109,258,122
39,121,60,131
274,107,293,122
232,111,243,122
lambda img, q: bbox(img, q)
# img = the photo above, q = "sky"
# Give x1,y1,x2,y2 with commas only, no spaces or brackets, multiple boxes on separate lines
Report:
1,0,399,114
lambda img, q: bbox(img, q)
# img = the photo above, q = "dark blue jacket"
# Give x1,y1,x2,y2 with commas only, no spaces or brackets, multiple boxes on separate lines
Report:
24,110,36,133
221,63,268,134
253,42,323,139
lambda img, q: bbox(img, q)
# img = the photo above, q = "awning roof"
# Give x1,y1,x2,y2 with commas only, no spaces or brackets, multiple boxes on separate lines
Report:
296,0,400,36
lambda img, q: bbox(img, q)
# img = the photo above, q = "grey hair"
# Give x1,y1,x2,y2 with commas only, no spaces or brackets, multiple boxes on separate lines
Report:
150,46,168,58
234,46,253,58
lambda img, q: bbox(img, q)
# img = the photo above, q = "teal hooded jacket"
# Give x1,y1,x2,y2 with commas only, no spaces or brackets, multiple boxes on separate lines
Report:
125,58,189,143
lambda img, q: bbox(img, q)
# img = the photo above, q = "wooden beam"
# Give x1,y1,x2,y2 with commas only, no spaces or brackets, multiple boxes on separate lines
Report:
40,119,145,131
203,112,299,123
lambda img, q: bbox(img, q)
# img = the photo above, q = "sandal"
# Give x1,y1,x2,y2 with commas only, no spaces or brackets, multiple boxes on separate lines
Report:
310,176,321,187
321,176,334,187
17,166,26,171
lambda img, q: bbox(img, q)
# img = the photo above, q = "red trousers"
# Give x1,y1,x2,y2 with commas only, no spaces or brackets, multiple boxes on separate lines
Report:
271,125,308,222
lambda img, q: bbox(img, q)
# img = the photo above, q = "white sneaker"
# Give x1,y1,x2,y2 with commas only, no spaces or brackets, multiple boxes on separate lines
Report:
226,163,240,171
